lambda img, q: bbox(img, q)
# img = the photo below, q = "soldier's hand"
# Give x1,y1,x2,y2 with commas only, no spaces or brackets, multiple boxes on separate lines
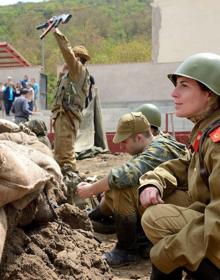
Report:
140,186,164,208
77,182,93,199
52,27,59,33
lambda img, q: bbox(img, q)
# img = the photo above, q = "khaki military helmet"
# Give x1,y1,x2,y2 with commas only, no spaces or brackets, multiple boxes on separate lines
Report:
72,45,91,61
168,52,220,96
135,103,161,128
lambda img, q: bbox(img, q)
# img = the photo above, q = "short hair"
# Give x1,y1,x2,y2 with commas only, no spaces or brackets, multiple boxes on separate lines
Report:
131,130,152,141
20,88,29,95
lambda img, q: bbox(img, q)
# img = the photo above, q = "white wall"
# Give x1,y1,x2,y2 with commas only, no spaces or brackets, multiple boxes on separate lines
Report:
152,0,220,63
88,62,180,103
0,66,42,84
87,63,193,132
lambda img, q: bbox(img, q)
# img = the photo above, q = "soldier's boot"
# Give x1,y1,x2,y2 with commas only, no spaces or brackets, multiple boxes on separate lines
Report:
103,214,140,267
136,223,152,259
87,206,115,234
150,265,182,280
185,258,220,280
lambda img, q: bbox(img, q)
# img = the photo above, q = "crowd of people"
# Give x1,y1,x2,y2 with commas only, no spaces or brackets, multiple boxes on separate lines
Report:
0,75,39,119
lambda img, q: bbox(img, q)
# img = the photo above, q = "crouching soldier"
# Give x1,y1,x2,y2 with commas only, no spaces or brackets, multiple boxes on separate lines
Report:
77,106,190,267
139,53,220,280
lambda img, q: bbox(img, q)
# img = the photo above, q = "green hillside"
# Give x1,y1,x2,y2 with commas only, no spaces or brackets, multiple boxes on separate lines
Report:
0,0,152,105
0,0,152,72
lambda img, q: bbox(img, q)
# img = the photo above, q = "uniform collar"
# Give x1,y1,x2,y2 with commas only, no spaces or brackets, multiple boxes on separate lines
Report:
189,108,220,145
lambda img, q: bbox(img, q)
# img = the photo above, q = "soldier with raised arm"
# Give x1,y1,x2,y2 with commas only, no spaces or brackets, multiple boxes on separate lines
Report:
51,27,90,172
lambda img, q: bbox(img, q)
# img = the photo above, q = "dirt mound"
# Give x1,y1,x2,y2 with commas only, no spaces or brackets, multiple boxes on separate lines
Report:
1,204,112,280
0,153,151,280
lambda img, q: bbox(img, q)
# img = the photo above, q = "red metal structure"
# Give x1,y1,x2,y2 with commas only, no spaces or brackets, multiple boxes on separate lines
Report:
0,42,31,68
48,131,190,154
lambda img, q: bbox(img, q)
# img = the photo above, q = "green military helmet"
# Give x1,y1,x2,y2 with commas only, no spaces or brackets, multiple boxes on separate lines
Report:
134,103,161,128
168,52,220,96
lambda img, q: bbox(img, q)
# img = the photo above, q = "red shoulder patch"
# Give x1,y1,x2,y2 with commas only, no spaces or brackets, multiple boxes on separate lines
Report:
209,127,220,143
193,131,202,152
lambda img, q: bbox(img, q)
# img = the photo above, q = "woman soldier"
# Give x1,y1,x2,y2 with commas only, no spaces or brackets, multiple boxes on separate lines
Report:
139,53,220,279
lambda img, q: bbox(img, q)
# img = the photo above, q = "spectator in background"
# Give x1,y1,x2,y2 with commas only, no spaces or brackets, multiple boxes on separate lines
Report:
3,76,16,116
15,81,22,98
0,82,5,116
30,78,40,112
11,87,33,124
20,74,29,88
27,86,34,111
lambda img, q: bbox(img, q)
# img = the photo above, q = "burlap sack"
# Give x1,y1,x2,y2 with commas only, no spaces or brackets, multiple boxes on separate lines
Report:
1,140,61,182
0,140,63,210
0,207,7,262
0,142,52,208
0,132,53,157
0,119,19,133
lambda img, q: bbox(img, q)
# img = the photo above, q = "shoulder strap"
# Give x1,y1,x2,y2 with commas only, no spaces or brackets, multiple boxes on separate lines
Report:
199,118,220,188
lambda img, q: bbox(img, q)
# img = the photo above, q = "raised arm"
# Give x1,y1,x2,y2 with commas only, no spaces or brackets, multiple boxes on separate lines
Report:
53,28,85,81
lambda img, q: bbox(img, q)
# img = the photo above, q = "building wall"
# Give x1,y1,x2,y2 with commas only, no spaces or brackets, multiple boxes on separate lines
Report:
100,101,192,133
88,62,180,104
87,62,192,133
0,66,42,84
152,0,220,63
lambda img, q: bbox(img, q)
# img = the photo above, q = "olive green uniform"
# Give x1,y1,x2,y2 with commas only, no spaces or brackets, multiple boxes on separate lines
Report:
139,109,220,273
101,133,189,217
52,29,90,170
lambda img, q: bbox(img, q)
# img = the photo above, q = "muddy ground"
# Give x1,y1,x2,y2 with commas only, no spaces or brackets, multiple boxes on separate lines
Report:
0,152,151,280
77,153,151,280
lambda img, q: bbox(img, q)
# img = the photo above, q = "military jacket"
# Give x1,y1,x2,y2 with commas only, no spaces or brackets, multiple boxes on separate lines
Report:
139,109,220,272
108,134,187,190
52,29,90,121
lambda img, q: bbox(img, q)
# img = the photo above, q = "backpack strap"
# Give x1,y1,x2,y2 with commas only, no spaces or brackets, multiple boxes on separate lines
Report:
198,119,220,188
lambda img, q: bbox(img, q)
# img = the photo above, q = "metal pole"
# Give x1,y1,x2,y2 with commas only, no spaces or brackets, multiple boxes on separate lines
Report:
41,39,45,72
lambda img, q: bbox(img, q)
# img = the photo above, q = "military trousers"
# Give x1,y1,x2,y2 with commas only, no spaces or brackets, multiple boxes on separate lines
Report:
141,203,203,273
100,187,191,217
53,112,78,171
100,187,142,217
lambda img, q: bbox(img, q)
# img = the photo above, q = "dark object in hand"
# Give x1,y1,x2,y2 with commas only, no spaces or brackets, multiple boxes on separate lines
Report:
36,14,72,39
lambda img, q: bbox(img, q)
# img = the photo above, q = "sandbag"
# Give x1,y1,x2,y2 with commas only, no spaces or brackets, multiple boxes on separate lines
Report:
0,140,64,209
0,132,53,157
1,140,61,181
0,207,7,262
0,142,52,208
0,119,19,133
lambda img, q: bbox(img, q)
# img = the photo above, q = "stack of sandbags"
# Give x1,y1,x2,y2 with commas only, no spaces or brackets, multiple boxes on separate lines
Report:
0,141,53,209
0,119,53,157
0,119,65,262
